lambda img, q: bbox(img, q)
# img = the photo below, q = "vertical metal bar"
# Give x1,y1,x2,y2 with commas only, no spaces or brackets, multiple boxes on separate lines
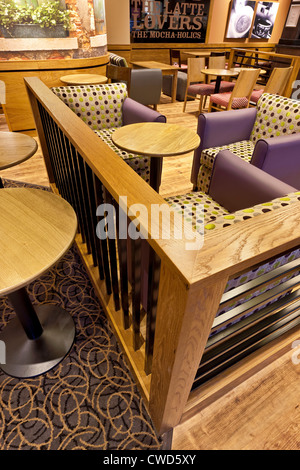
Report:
60,133,84,238
115,201,129,328
56,127,75,207
131,235,142,350
38,104,60,190
48,118,68,201
91,173,104,280
46,113,67,200
75,151,92,255
94,176,112,295
104,190,120,311
84,162,99,268
145,246,161,374
68,142,87,245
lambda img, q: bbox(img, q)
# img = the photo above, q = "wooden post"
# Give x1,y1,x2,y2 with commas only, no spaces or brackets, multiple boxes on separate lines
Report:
149,260,228,435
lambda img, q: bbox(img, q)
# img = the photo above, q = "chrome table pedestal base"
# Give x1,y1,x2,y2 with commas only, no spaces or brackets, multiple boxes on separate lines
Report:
0,288,75,378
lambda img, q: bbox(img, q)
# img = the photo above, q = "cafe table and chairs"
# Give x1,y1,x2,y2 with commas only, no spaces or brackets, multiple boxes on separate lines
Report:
112,122,200,193
200,68,239,94
183,60,237,115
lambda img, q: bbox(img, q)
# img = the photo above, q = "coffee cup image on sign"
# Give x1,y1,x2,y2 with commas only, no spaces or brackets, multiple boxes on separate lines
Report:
226,0,256,38
251,1,279,38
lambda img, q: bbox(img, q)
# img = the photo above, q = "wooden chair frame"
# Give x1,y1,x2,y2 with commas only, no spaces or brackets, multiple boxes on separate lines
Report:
106,63,132,94
183,57,207,114
209,68,260,112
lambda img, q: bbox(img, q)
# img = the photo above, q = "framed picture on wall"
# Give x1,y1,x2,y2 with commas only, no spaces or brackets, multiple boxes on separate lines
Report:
285,4,300,27
251,1,280,38
225,0,256,39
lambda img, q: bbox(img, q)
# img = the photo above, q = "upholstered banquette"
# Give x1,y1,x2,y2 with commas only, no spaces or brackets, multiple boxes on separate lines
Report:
166,150,300,383
191,93,300,192
52,83,166,188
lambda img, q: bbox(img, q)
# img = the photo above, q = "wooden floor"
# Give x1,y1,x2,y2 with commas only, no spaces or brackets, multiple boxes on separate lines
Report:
0,95,199,197
1,95,300,450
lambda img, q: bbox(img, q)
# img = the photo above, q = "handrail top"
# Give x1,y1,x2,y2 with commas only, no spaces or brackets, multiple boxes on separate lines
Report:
231,47,300,60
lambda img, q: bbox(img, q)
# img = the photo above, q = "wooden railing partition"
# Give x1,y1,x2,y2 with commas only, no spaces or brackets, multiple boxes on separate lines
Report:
228,48,300,97
25,77,300,441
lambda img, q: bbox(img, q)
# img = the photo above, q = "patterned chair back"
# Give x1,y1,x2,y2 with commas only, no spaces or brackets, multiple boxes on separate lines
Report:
109,53,128,67
52,83,128,131
250,93,300,144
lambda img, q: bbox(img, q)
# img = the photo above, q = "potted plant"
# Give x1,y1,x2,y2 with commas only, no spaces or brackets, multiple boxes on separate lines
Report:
0,0,72,38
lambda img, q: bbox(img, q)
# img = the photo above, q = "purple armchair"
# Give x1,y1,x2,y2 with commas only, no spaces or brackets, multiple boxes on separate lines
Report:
191,93,300,192
52,82,166,188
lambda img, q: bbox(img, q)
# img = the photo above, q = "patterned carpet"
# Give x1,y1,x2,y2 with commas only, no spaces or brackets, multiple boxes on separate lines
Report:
0,180,161,450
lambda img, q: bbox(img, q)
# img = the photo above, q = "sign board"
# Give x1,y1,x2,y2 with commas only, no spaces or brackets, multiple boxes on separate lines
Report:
130,0,211,43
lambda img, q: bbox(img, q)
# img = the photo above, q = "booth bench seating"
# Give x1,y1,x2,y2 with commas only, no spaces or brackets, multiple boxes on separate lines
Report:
166,150,300,386
192,93,300,192
52,83,166,188
26,76,300,447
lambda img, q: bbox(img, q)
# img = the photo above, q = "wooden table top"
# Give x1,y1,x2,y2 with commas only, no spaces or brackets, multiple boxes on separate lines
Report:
182,51,211,58
0,188,77,296
230,67,267,75
0,132,38,170
131,61,179,72
112,122,200,157
201,68,239,78
60,74,108,85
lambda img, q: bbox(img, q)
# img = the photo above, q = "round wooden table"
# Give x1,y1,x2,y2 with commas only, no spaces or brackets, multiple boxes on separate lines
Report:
230,67,267,75
201,68,238,94
60,73,108,86
0,188,78,378
0,132,38,188
112,122,200,192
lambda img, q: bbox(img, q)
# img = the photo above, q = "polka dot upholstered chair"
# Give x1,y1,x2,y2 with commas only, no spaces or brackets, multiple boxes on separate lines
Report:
52,82,166,188
191,93,300,192
165,149,300,335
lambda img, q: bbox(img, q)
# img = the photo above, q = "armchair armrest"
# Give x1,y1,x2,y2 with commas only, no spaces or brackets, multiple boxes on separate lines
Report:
191,107,257,186
251,134,300,189
209,150,296,212
122,97,166,125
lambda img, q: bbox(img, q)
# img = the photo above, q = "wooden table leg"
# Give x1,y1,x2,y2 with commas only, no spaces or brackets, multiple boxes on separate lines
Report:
150,157,163,193
171,70,178,103
214,76,222,94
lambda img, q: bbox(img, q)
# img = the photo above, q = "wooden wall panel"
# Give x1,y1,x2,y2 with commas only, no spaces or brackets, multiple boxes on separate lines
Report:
1,55,109,132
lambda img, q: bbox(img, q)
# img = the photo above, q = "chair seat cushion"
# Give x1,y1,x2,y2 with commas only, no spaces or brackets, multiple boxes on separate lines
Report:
188,83,215,96
188,80,235,97
210,92,249,109
165,190,300,328
250,88,264,103
165,191,229,232
95,128,150,183
201,140,255,170
218,80,235,91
